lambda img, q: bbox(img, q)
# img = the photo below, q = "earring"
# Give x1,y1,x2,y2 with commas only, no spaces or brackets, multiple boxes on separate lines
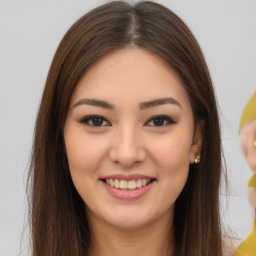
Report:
194,152,200,164
254,141,256,148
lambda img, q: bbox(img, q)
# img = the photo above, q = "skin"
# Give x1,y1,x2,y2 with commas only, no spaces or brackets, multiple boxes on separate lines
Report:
240,119,256,210
64,48,203,256
240,119,256,173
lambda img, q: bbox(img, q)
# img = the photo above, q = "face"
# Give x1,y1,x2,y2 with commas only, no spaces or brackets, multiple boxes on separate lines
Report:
64,48,202,230
240,119,256,172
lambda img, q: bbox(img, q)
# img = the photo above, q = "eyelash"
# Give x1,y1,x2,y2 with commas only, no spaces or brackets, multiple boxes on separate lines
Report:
146,115,176,127
79,115,176,127
79,115,111,127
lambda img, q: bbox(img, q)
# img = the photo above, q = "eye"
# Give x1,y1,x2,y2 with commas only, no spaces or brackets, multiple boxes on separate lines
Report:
145,115,176,127
79,115,111,127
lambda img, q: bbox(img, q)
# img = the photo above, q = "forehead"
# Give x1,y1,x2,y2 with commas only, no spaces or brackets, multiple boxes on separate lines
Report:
70,48,191,110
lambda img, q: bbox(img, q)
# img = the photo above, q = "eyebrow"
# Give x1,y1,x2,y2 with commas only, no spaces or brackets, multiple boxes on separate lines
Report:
72,98,115,109
140,97,182,109
72,97,182,110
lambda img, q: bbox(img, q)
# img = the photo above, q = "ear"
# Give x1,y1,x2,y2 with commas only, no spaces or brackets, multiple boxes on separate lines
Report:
189,120,204,164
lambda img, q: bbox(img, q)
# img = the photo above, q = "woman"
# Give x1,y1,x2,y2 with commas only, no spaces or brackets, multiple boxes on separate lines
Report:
28,1,225,255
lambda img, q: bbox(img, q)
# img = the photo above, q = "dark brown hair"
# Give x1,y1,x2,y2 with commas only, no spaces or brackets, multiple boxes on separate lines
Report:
28,1,223,255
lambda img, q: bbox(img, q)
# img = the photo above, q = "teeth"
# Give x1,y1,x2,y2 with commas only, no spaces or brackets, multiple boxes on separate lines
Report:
119,180,128,189
105,178,151,190
136,179,142,188
114,179,119,189
110,179,114,187
128,180,136,190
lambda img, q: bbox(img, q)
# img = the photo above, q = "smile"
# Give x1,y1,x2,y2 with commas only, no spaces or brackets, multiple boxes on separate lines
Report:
105,178,151,190
100,175,156,200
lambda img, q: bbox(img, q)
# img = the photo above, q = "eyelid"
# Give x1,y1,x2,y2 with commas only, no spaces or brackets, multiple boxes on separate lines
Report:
79,115,111,127
78,114,175,127
145,115,176,127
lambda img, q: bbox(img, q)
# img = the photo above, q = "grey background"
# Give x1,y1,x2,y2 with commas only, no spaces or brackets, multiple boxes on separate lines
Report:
0,0,255,255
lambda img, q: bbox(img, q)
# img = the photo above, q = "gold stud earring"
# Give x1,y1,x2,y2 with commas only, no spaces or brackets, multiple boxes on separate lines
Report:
194,152,200,164
254,141,256,148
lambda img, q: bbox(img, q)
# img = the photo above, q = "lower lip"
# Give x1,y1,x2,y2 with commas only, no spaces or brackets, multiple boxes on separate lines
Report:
101,180,155,200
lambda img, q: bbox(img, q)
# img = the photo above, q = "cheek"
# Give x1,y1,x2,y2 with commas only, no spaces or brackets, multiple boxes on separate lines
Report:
149,133,192,171
65,131,108,175
64,131,109,204
148,135,191,208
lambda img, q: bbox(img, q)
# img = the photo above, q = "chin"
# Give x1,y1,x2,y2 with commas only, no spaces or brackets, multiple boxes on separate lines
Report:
104,207,153,229
95,202,173,231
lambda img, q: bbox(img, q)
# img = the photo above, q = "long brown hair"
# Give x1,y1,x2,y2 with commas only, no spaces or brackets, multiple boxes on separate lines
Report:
28,1,223,255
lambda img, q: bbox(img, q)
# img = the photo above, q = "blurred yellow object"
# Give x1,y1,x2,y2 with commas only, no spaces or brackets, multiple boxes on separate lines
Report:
248,175,256,189
239,92,256,132
234,220,256,256
235,91,256,256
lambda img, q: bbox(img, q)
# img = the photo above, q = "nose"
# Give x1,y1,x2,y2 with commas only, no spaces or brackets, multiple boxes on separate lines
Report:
109,126,146,168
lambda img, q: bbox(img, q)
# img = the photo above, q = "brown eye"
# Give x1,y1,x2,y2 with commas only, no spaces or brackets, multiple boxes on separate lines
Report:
152,117,165,126
91,117,104,126
146,115,176,127
80,115,111,127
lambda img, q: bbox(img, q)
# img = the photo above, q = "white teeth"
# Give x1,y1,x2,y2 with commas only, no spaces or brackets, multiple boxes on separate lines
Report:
136,179,142,188
128,180,136,190
105,178,152,190
114,179,119,189
119,180,128,189
110,179,114,187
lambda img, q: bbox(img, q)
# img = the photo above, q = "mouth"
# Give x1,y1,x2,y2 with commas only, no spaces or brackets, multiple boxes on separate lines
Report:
99,175,156,200
102,178,154,190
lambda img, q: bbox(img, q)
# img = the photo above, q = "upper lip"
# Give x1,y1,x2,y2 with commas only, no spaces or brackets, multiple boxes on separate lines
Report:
100,174,156,181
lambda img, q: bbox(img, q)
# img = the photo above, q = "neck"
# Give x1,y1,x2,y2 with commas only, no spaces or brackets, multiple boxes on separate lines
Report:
88,211,174,256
